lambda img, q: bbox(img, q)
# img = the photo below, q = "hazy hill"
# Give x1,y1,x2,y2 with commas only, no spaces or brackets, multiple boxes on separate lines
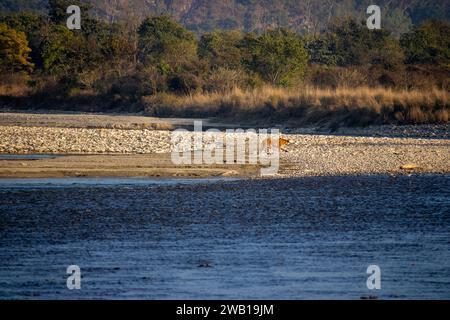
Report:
1,0,449,34
0,0,47,13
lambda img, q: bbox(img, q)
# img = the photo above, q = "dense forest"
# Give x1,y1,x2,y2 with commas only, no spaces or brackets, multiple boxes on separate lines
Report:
0,0,449,125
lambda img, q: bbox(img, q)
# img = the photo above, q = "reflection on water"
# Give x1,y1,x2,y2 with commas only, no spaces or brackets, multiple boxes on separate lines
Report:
0,154,62,160
0,177,241,188
0,175,449,299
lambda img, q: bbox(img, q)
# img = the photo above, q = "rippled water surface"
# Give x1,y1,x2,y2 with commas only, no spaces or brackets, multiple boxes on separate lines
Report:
0,175,449,299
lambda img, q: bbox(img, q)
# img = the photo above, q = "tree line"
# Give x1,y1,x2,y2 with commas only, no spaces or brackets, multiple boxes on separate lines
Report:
0,0,449,110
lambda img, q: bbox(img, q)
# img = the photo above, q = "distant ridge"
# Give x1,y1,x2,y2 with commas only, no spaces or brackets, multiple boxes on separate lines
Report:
0,0,449,34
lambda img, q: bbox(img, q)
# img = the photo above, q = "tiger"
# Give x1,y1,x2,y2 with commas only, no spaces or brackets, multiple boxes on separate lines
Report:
263,137,290,152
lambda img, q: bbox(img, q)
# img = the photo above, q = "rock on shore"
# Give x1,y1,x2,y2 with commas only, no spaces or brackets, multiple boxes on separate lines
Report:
0,126,172,154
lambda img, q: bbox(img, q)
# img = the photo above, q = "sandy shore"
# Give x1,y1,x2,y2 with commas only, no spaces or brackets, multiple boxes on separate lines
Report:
0,112,448,178
0,153,260,179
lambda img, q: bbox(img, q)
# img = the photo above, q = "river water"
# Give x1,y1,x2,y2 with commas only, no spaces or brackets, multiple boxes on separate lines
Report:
0,175,449,299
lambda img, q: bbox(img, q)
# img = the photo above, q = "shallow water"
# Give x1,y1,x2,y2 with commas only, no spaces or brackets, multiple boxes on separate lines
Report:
0,154,62,160
0,175,449,300
0,177,240,188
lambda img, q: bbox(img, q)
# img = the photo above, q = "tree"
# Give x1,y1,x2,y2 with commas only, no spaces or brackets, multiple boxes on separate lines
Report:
138,15,197,74
305,34,341,66
328,19,372,66
243,28,309,86
39,24,102,83
400,20,450,66
0,23,34,73
199,30,244,69
39,24,75,76
0,12,46,36
315,18,404,69
0,13,47,69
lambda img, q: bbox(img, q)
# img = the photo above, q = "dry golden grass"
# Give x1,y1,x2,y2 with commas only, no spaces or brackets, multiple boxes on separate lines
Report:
0,73,35,98
0,81,30,97
143,86,450,127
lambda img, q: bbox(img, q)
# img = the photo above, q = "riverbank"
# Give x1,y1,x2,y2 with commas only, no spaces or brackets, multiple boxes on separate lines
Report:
0,120,448,178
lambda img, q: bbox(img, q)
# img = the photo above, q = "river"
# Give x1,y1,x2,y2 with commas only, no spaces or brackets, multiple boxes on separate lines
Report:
0,175,449,299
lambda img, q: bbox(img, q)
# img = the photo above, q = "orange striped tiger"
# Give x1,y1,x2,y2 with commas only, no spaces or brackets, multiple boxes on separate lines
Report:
263,137,290,152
